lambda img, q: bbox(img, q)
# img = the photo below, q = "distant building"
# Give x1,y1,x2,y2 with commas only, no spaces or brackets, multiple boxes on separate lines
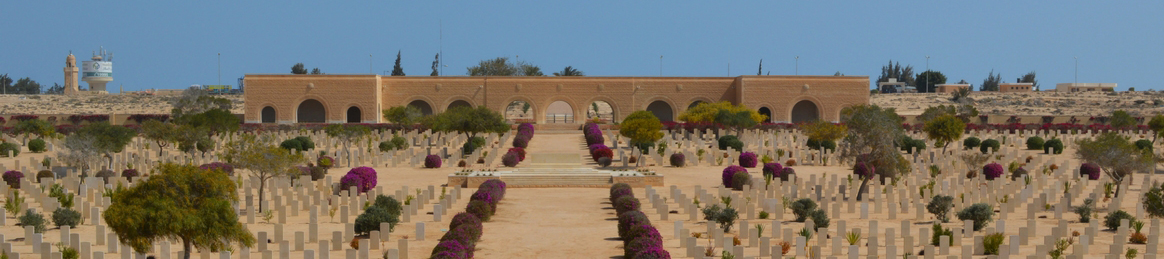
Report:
998,83,1034,93
935,84,970,93
1056,83,1116,92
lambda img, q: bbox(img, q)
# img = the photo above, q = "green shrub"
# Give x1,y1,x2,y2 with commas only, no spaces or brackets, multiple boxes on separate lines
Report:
956,203,994,231
0,143,19,157
1104,210,1136,230
927,195,954,223
462,141,478,155
293,136,315,150
805,139,836,152
51,207,81,228
717,135,743,151
373,195,403,217
466,200,493,221
931,223,953,246
1135,139,1153,151
19,209,46,233
700,204,740,232
391,136,408,149
1076,198,1095,223
36,170,54,182
758,211,770,219
1025,136,1045,150
353,206,399,235
983,233,1005,255
1144,182,1164,219
27,139,46,153
730,173,751,191
979,139,1000,154
1044,139,1064,154
809,209,830,229
963,137,981,150
279,139,303,151
790,198,817,222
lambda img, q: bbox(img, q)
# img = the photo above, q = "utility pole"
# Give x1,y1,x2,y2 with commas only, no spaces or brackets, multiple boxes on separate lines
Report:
1074,56,1078,84
370,55,373,74
218,53,221,85
925,55,930,92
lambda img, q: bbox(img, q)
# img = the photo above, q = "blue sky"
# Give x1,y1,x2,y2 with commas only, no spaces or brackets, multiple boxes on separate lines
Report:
2,1,1160,91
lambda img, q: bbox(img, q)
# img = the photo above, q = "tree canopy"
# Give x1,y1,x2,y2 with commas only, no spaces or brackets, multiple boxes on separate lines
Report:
980,70,1002,91
678,101,767,126
176,109,239,135
1148,115,1164,144
13,119,55,139
839,105,909,195
620,111,663,165
915,70,947,93
141,120,179,157
221,135,305,212
916,104,979,125
1075,132,1153,197
799,121,848,142
1017,71,1038,90
466,57,542,76
74,122,137,155
391,50,405,76
438,106,510,139
922,114,965,152
291,63,307,74
876,61,914,93
170,88,232,119
1110,110,1136,129
553,66,584,76
382,105,423,125
104,163,255,259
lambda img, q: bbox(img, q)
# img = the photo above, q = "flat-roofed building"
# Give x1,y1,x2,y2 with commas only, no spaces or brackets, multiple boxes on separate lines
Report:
935,84,971,93
1056,83,1116,92
999,83,1034,93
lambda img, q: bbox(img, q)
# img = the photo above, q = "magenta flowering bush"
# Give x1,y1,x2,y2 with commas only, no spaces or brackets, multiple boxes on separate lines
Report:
592,148,613,162
199,162,234,176
853,162,875,180
439,224,481,256
669,153,685,167
624,224,663,246
983,163,1004,180
508,147,526,162
618,210,650,239
589,144,608,155
471,191,499,211
722,165,747,188
780,167,796,181
430,240,468,259
120,169,139,180
1081,163,1101,180
2,170,23,188
739,152,758,168
762,163,784,178
425,155,442,168
448,212,482,232
614,196,642,219
340,167,377,193
633,246,671,259
518,123,534,135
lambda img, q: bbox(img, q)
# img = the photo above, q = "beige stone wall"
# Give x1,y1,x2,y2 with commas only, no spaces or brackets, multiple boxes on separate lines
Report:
245,75,870,124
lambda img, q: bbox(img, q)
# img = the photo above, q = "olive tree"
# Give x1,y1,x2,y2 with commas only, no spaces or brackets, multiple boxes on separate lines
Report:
220,135,305,212
104,163,255,259
923,115,965,153
1075,132,1153,197
839,105,909,200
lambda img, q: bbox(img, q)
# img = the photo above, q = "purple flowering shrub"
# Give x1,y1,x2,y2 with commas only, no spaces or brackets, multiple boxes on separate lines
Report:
512,136,529,148
614,196,641,216
339,167,377,193
669,153,685,167
853,162,875,180
762,163,784,178
633,247,672,259
780,167,796,181
739,152,758,168
592,148,613,162
430,240,468,259
449,212,482,231
983,163,1004,180
625,237,664,259
2,170,23,188
508,147,526,161
121,169,139,181
1081,163,1101,180
624,224,662,246
618,210,651,239
424,155,442,168
199,162,235,176
466,200,493,221
501,152,520,167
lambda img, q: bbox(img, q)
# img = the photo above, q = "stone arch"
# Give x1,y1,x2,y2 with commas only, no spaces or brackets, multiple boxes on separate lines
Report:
546,100,575,123
407,99,434,116
296,99,327,123
790,99,821,123
687,97,714,109
584,98,616,123
758,107,773,123
541,96,579,124
646,100,675,122
447,100,472,110
346,106,362,123
261,106,277,123
503,96,537,122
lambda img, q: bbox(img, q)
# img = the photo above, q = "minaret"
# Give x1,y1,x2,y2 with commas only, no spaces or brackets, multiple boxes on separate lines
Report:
64,53,79,95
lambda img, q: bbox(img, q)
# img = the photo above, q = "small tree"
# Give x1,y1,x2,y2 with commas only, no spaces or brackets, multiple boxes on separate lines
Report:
1111,110,1136,129
391,50,405,76
440,106,510,139
915,70,947,93
923,115,965,153
553,66,584,76
927,195,955,223
13,119,54,145
221,135,305,212
69,122,136,169
621,111,663,167
176,109,239,135
1075,132,1152,197
839,105,908,186
1148,115,1164,144
291,63,307,74
325,124,372,154
141,120,179,157
980,70,1002,91
800,121,848,145
104,163,256,259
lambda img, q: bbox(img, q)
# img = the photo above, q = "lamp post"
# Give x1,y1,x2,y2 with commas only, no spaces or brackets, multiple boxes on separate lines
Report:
795,56,799,75
370,55,374,74
218,53,221,85
659,55,663,76
1074,57,1078,84
925,55,930,92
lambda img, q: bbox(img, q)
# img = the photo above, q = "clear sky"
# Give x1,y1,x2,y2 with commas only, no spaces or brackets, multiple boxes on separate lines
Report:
2,1,1160,91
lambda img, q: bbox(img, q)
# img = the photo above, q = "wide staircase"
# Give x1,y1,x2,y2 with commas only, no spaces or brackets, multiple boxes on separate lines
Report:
499,134,615,187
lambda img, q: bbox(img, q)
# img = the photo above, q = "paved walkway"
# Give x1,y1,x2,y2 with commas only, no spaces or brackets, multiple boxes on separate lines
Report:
472,188,624,258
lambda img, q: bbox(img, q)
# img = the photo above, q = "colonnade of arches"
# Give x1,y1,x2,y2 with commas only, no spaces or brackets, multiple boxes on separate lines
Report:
260,98,822,124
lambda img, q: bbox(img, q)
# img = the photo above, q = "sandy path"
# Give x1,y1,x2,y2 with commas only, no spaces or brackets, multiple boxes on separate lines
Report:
473,188,623,258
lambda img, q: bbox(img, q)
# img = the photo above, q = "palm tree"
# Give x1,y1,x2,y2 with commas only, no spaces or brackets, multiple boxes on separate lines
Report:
553,66,584,76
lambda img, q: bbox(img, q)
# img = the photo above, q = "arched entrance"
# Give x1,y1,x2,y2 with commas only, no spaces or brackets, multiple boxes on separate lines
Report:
261,106,276,123
647,101,674,122
587,101,614,123
791,100,820,123
346,107,361,123
505,100,534,123
297,99,326,123
447,100,472,111
546,101,574,123
758,107,773,123
408,100,434,116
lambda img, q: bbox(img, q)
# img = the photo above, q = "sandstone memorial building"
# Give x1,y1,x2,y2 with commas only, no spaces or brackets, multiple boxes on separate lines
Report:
243,75,870,124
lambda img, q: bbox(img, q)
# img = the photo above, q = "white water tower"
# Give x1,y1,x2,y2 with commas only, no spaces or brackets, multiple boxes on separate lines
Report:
81,47,113,93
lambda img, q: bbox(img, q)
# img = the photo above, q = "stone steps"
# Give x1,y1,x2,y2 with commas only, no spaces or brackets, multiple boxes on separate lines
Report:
500,174,612,187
